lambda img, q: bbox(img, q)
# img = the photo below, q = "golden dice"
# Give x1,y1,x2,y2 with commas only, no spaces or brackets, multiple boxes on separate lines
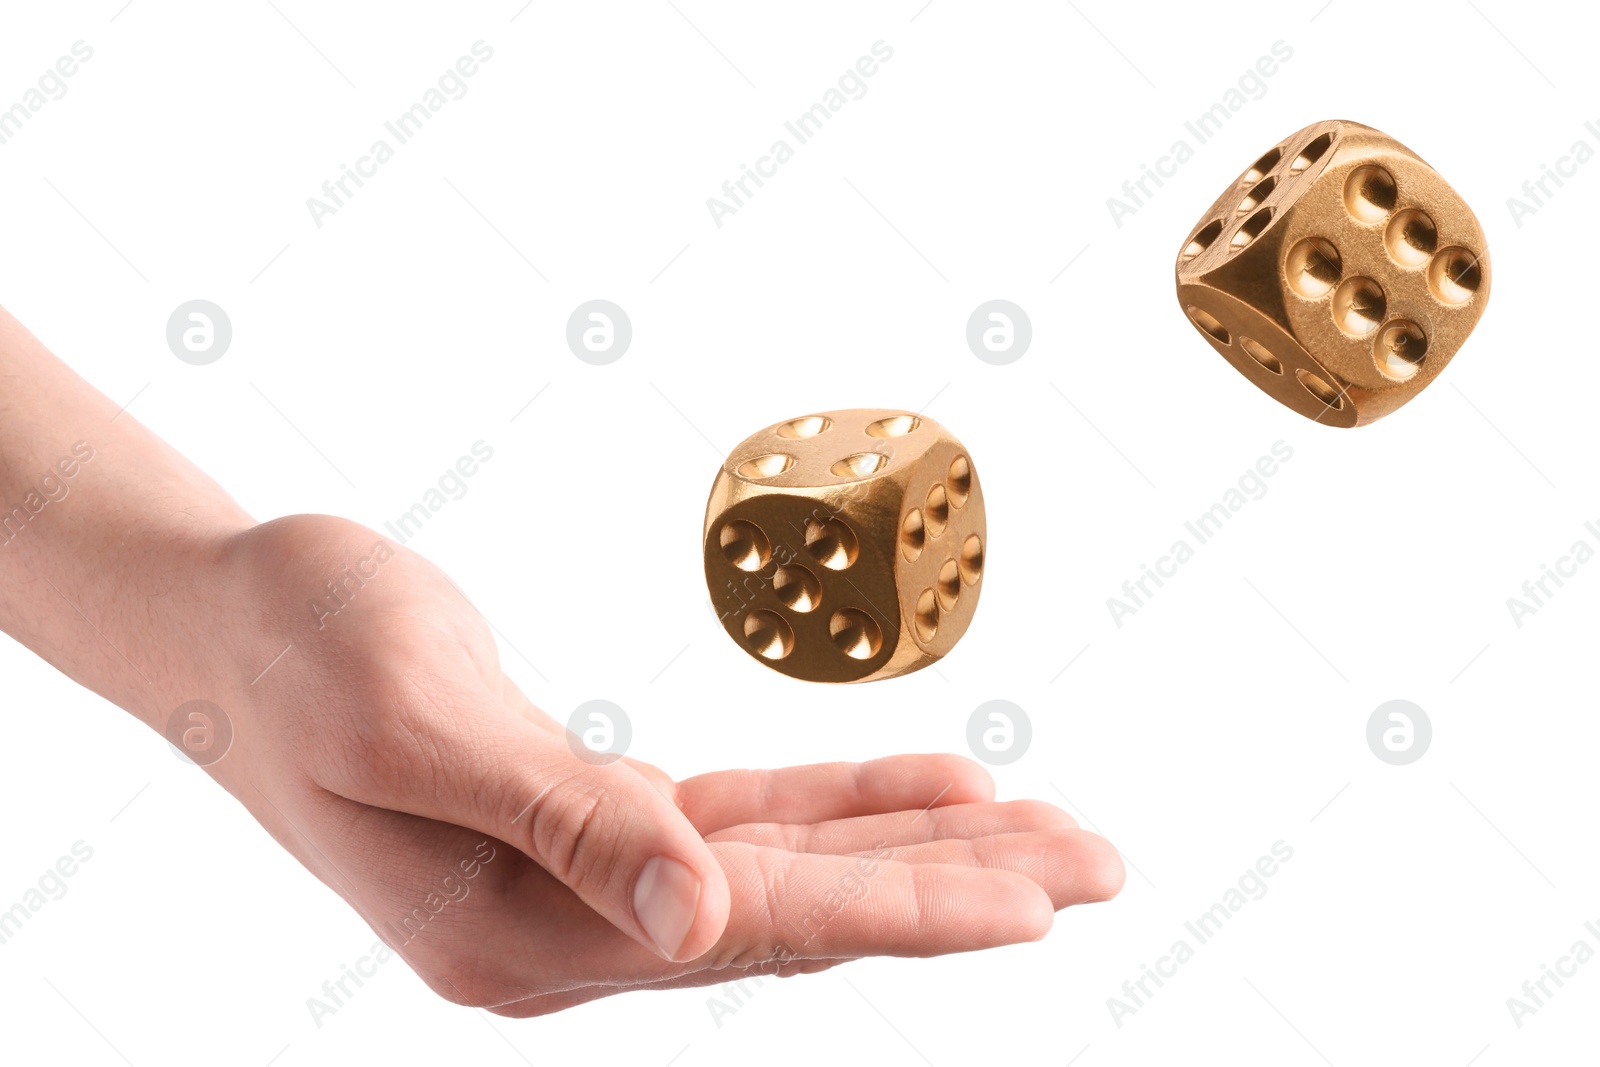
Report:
703,409,985,683
1176,119,1491,427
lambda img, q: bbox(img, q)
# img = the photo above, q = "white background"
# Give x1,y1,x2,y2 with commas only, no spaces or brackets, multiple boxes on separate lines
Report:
0,1,1595,1064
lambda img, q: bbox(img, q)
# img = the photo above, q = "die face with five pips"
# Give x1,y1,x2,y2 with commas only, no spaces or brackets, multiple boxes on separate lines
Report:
703,409,985,683
1176,119,1491,427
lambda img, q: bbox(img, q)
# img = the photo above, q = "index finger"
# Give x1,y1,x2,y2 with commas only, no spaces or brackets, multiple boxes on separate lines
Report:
675,754,994,833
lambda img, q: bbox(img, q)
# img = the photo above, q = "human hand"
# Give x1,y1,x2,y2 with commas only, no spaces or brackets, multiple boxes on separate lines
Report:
177,514,1124,1015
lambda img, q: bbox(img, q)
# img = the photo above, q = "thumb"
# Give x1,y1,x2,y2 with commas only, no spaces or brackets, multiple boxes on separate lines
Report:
520,735,732,963
364,706,730,962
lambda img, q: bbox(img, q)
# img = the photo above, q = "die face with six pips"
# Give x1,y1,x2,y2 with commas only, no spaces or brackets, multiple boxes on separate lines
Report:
1176,119,1491,427
703,409,985,683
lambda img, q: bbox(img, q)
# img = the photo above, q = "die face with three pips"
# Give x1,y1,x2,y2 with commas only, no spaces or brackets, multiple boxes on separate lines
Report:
1176,119,1491,427
703,409,985,683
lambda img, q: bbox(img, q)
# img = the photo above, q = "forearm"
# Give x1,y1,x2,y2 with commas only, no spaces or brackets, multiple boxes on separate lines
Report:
0,305,254,726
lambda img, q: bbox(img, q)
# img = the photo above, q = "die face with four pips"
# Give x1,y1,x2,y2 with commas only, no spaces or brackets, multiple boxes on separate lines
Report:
703,409,985,683
1176,119,1491,427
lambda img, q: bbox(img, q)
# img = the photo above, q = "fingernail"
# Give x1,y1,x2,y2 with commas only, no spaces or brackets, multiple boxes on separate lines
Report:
634,855,701,960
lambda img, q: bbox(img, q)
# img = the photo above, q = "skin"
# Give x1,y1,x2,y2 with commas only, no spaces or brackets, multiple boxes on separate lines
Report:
0,305,1125,1016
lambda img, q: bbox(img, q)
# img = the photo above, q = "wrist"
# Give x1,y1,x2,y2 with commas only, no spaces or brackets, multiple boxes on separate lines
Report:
24,511,256,732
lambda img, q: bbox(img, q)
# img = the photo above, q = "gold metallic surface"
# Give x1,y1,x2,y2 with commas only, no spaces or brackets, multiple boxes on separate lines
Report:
703,409,985,683
1176,119,1491,427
